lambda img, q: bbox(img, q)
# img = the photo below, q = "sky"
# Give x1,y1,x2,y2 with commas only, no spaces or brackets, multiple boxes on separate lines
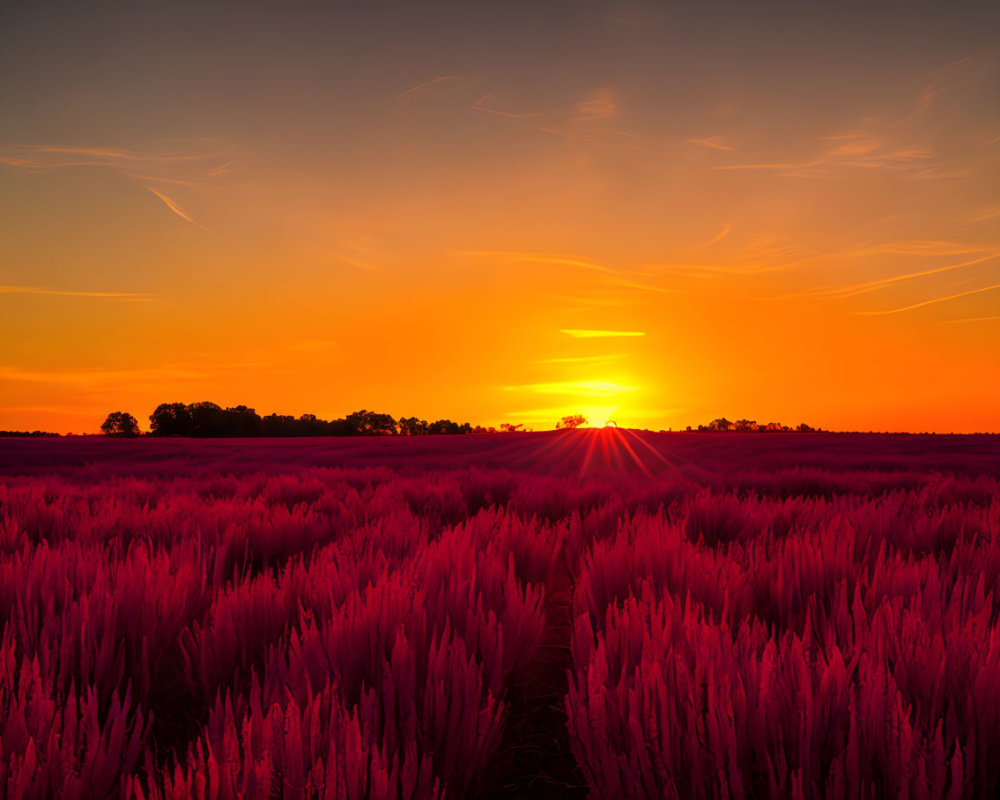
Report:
1,0,998,433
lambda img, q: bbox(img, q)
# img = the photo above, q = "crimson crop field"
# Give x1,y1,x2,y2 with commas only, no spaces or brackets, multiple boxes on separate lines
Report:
2,430,999,799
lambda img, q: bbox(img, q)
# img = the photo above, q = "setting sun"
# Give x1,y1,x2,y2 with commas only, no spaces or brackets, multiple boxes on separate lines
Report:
579,406,620,429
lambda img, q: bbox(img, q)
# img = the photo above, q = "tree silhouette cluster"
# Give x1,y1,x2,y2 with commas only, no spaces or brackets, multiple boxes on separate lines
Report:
112,402,501,438
691,418,818,433
100,412,140,438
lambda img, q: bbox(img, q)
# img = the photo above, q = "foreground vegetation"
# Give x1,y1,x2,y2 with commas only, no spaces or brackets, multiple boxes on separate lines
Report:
1,432,998,798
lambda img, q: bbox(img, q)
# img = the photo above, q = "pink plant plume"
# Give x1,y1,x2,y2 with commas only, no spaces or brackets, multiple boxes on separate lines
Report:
0,431,998,797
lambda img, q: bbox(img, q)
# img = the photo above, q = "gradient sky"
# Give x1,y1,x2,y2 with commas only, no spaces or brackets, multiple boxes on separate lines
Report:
2,0,998,433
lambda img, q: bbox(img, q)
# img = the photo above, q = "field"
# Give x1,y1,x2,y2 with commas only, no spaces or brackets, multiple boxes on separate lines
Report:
1,430,999,799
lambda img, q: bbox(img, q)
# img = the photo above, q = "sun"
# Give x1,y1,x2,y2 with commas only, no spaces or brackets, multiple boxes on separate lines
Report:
580,405,620,429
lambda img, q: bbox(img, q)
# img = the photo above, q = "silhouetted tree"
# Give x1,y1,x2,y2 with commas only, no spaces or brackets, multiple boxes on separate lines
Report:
225,405,263,436
100,411,140,437
556,414,588,430
146,401,483,437
345,410,397,436
428,419,470,435
692,418,813,432
797,423,815,432
398,416,429,436
261,413,294,436
187,402,227,436
149,403,193,436
500,423,524,433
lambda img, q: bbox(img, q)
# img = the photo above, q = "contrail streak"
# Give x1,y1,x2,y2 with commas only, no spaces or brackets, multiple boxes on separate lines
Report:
147,187,204,228
857,282,1000,315
398,75,454,98
0,285,152,299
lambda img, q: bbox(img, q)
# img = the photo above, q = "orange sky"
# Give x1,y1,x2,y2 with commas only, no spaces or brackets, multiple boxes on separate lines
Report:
1,1,998,433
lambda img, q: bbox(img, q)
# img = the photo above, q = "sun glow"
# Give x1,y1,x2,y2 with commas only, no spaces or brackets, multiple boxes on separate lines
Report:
580,406,620,428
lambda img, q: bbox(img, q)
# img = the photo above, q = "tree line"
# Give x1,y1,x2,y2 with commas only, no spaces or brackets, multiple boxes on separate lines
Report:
100,403,530,438
688,418,819,432
98,407,823,438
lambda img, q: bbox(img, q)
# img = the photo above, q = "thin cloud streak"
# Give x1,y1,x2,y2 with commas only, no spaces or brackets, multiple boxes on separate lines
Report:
1,142,227,225
687,136,735,151
535,354,627,364
457,250,616,274
573,89,618,122
459,251,676,294
607,278,679,295
147,187,204,228
0,285,152,299
0,404,100,416
561,329,645,338
843,241,990,257
820,253,1000,298
646,260,803,277
714,132,935,177
857,282,1000,315
119,171,197,186
0,365,204,385
505,380,638,397
0,143,227,180
708,223,733,244
398,75,454,98
971,207,1000,222
471,93,539,119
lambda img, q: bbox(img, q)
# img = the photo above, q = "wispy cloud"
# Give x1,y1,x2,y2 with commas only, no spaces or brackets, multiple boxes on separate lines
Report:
336,255,379,271
970,207,1000,223
0,365,204,385
909,52,982,119
687,136,735,151
942,316,1000,324
147,187,204,227
0,285,152,299
0,143,228,182
456,250,677,295
535,353,627,364
818,252,1000,298
716,131,937,177
707,222,732,245
857,281,1000,315
398,75,455,99
506,380,638,397
0,141,227,224
574,89,619,122
561,329,645,338
456,250,616,274
843,241,990,257
0,404,100,417
471,93,539,120
645,258,803,278
0,354,284,387
605,277,678,294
